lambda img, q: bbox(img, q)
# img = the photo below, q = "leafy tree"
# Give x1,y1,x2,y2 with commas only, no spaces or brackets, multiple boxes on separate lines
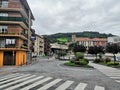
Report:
68,43,76,50
73,44,86,53
106,43,120,63
88,46,104,59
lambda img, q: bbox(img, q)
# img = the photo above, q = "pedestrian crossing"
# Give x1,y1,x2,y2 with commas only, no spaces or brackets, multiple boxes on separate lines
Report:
0,73,105,90
89,62,120,83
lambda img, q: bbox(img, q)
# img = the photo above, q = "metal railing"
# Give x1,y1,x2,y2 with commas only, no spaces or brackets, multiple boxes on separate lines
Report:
0,16,28,27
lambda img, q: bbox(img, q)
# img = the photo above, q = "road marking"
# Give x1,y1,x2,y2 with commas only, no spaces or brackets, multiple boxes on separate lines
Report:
110,76,120,79
20,77,52,90
4,76,44,90
0,74,28,85
74,83,87,90
0,73,20,81
107,74,120,77
0,75,36,89
55,80,74,90
0,73,107,90
116,80,120,83
0,73,19,79
94,86,105,90
37,79,62,90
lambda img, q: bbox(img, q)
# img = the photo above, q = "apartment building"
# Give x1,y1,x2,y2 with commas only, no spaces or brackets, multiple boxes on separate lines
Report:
33,34,44,57
44,37,51,56
72,35,107,49
0,0,35,67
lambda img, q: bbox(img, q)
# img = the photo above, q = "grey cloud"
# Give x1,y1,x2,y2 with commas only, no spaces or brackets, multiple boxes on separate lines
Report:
28,0,120,35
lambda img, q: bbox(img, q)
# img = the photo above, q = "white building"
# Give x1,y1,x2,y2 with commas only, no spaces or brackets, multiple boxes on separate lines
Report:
33,34,44,57
72,35,107,49
51,43,68,50
108,36,120,43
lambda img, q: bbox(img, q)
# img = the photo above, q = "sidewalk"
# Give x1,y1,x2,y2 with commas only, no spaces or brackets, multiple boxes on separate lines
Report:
89,62,120,83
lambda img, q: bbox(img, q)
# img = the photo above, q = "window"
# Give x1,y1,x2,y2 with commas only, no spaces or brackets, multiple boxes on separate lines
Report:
1,1,8,8
0,39,5,48
0,26,8,33
0,13,8,17
6,39,15,45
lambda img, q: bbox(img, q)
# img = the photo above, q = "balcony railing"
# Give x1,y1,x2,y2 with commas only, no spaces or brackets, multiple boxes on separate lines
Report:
0,32,28,40
0,44,28,51
0,16,28,27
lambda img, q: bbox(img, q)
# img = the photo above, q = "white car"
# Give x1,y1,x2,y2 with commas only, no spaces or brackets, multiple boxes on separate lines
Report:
116,54,120,61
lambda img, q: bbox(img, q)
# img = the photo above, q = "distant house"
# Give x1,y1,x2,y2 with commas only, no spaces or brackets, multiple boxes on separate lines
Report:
108,36,120,44
33,34,44,57
72,35,107,49
51,43,68,54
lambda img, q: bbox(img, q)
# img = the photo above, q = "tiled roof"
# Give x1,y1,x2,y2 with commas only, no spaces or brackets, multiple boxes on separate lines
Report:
76,38,107,42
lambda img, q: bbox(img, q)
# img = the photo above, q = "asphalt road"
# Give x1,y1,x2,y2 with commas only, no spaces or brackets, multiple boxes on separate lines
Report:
0,57,120,90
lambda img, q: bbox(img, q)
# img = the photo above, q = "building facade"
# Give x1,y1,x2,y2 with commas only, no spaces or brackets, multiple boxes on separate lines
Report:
33,34,44,57
72,35,107,49
44,37,51,56
108,36,120,44
0,0,34,67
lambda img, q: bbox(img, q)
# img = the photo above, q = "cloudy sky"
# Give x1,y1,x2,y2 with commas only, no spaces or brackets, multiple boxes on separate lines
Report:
27,0,120,35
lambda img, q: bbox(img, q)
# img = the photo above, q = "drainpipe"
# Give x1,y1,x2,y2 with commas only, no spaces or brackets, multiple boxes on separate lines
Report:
28,10,32,61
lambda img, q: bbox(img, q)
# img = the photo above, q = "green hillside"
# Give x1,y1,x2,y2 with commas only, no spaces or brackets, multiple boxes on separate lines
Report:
43,31,115,43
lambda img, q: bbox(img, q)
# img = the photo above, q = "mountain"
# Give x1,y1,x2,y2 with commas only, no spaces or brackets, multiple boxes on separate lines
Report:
43,31,115,43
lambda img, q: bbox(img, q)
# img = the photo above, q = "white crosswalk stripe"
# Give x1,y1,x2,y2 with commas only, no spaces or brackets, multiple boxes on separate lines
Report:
20,77,52,90
55,80,74,90
0,74,36,89
74,83,87,90
116,80,120,83
0,74,28,85
37,79,62,90
0,73,21,81
0,73,105,90
0,73,19,79
94,86,105,90
4,76,44,90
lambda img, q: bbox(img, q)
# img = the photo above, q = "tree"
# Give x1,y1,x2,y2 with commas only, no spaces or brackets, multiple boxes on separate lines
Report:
73,44,86,53
106,43,120,63
88,46,104,59
68,43,76,51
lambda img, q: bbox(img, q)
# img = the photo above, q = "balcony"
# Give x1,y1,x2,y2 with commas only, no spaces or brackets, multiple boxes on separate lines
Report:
0,32,28,40
0,44,28,51
0,8,28,19
0,16,28,29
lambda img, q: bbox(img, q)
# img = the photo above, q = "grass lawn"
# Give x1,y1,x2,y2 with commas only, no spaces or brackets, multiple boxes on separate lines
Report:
97,62,120,68
64,62,93,68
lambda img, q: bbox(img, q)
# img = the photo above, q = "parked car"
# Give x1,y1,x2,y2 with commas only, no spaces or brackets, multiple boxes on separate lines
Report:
116,54,120,61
